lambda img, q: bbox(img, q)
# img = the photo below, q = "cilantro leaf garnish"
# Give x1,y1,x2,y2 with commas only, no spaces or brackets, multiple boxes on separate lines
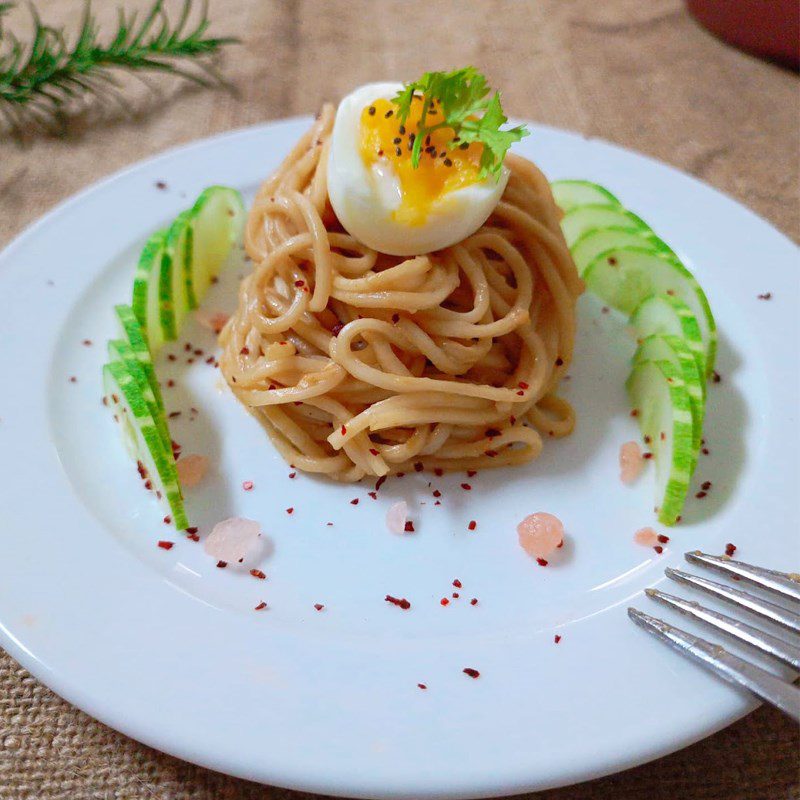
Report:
391,67,528,178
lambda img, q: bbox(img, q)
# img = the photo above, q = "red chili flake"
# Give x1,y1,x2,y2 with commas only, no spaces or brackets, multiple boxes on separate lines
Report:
654,545,664,554
660,432,666,441
518,381,530,390
157,540,174,550
757,292,772,300
186,531,200,542
155,181,167,190
701,480,712,490
410,461,423,473
184,343,192,352
68,376,77,383
250,569,266,580
461,483,472,491
702,447,710,455
642,452,653,460
350,498,359,505
536,557,549,566
396,472,405,478
657,534,670,543
369,448,379,456
440,597,450,606
485,428,501,438
453,579,462,588
554,634,562,644
695,490,707,498
468,520,477,531
314,603,324,611
557,540,564,548
326,522,333,526
216,560,227,568
168,354,177,361
485,449,498,457
286,507,294,514
254,601,268,611
452,592,460,598
239,346,250,355
144,480,152,490
725,542,737,557
193,349,203,356
163,515,171,524
375,475,387,492
607,256,618,265
341,425,347,435
294,279,305,287
368,491,377,500
385,595,411,610
168,411,181,419
82,339,92,346
391,313,400,323
467,470,477,477
432,489,442,498
712,371,721,383
643,435,652,444
434,500,441,506
510,415,516,425
555,357,564,366
630,409,639,417
166,379,175,388
404,520,415,532
470,598,478,605
417,683,427,690
463,668,480,679
434,468,444,476
331,322,344,337
242,480,254,491
516,390,525,396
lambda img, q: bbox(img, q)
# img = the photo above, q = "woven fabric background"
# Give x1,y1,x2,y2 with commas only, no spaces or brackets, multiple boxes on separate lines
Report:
0,1,798,798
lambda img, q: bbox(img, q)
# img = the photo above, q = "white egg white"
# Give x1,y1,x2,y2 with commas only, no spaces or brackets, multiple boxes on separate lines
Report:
327,82,509,256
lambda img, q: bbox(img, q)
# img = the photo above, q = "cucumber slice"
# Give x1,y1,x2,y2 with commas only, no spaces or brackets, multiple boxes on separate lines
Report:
634,334,704,471
583,247,716,375
626,359,695,526
185,186,245,309
114,304,167,422
159,210,192,341
561,204,651,247
570,226,675,274
132,230,167,353
103,361,188,530
551,180,621,213
107,338,171,453
630,294,707,388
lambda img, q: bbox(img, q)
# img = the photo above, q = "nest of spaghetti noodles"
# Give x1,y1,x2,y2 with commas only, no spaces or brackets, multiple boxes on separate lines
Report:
219,105,583,481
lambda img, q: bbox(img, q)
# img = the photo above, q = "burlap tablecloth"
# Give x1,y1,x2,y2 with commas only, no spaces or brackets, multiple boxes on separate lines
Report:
1,1,798,798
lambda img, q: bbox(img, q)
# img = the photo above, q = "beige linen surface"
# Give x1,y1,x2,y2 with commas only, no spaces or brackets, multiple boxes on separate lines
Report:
0,1,798,798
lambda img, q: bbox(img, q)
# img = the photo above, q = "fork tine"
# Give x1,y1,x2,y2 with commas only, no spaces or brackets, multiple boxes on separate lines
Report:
685,552,800,603
646,588,800,671
628,608,800,722
666,568,800,635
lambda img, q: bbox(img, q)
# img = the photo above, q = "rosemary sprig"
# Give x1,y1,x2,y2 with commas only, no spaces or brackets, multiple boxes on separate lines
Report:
0,0,238,132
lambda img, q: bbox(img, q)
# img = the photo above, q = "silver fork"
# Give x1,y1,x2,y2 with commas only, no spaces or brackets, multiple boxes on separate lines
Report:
629,551,800,721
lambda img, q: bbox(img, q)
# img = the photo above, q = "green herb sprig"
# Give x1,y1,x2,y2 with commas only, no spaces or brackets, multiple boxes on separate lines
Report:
392,67,528,178
0,0,237,133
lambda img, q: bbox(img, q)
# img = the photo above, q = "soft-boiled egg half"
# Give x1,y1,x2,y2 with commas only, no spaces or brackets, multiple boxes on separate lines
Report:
327,82,509,256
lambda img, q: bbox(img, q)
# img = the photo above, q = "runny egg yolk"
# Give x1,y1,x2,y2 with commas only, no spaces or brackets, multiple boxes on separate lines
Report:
360,97,484,226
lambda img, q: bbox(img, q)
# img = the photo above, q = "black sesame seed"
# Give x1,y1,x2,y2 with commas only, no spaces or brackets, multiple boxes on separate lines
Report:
395,147,402,156
393,137,401,144
459,141,469,149
399,125,406,134
444,158,453,167
368,106,376,115
425,135,431,145
384,109,393,118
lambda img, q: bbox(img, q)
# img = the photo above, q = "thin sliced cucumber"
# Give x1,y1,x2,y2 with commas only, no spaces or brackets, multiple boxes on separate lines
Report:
185,186,245,309
108,338,171,453
630,294,707,389
634,334,704,472
160,210,192,341
561,204,651,247
132,230,167,353
103,361,188,530
584,246,716,375
570,226,675,274
627,359,695,526
551,180,621,213
114,304,167,422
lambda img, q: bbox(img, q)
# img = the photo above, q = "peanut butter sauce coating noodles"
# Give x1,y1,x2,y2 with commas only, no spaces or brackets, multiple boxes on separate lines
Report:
220,105,583,481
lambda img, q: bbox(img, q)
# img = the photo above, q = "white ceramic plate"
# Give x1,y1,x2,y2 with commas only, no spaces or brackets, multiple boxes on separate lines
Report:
0,119,797,799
